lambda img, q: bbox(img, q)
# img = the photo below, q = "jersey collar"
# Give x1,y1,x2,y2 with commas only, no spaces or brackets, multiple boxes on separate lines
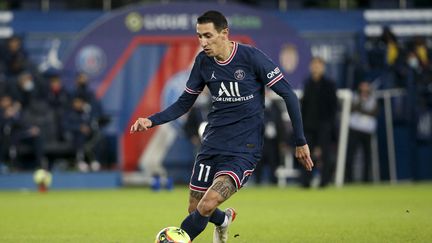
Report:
214,42,238,66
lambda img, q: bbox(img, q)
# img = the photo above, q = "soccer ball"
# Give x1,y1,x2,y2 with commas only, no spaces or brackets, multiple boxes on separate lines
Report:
33,169,52,191
155,226,191,243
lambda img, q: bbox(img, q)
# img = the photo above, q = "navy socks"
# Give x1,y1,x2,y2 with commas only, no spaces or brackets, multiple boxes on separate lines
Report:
180,210,209,240
209,208,225,226
180,208,226,240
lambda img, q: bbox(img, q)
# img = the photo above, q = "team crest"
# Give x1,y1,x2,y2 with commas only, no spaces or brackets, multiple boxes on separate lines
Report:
234,69,245,80
75,45,106,76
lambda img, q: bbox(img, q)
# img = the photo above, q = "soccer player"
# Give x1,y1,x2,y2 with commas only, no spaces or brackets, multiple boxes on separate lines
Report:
130,10,314,243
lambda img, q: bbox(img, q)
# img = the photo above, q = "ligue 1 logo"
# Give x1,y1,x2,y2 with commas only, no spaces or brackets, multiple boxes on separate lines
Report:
75,45,106,76
125,12,144,32
234,69,245,80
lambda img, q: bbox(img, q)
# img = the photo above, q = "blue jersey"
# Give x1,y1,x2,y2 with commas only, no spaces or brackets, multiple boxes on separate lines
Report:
149,42,306,158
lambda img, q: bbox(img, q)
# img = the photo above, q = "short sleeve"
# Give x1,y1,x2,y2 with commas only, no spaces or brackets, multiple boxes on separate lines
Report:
252,48,284,88
185,55,206,95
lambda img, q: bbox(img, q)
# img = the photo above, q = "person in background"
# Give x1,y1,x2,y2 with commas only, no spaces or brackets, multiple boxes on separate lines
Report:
405,37,432,110
72,73,97,105
380,26,401,68
72,71,107,127
300,57,338,188
0,94,44,170
70,72,109,170
64,95,101,172
0,94,17,170
11,72,44,109
71,72,105,118
1,36,30,79
412,36,429,70
46,74,70,142
345,81,378,183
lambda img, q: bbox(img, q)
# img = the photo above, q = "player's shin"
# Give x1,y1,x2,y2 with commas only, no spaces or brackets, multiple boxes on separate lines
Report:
180,210,209,240
209,208,226,226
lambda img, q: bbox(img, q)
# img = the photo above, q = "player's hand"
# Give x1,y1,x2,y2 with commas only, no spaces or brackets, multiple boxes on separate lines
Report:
130,118,152,133
295,144,314,171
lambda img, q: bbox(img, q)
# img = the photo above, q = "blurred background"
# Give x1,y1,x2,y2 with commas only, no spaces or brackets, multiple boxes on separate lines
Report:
1,0,432,190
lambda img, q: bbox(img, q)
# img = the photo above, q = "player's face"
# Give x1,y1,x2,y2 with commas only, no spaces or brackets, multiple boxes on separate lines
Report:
196,22,228,57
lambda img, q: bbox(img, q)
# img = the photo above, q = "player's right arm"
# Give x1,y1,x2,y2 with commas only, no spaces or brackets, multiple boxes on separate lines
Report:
130,55,205,133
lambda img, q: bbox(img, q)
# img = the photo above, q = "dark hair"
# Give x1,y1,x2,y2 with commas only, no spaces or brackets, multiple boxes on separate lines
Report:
197,10,228,32
311,56,325,64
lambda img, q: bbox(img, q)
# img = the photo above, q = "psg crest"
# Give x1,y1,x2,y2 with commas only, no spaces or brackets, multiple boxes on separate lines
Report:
234,69,245,80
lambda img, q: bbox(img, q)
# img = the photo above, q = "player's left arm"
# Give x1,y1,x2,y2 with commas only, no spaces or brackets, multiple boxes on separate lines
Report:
269,78,313,171
253,48,313,171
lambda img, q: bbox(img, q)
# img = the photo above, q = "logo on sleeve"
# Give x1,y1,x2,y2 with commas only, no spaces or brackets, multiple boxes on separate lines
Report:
234,69,245,80
266,67,281,79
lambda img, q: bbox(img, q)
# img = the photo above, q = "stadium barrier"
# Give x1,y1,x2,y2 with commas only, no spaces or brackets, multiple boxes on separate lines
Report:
0,171,121,190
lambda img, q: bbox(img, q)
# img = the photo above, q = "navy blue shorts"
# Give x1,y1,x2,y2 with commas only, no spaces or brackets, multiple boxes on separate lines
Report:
189,153,257,192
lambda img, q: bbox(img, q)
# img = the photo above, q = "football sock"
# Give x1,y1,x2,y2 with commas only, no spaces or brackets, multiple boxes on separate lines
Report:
180,210,209,240
209,208,225,226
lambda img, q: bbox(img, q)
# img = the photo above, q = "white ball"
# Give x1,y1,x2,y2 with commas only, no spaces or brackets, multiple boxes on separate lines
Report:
33,169,52,187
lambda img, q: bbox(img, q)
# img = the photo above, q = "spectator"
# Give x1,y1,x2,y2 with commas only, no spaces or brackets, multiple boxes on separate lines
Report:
412,36,430,69
72,72,96,104
72,72,106,124
345,81,378,183
300,57,338,188
394,42,432,137
11,72,44,109
404,39,432,179
404,38,432,107
1,36,30,79
380,26,401,67
46,74,70,141
0,94,17,169
365,27,403,88
64,95,101,172
20,100,55,169
0,94,44,170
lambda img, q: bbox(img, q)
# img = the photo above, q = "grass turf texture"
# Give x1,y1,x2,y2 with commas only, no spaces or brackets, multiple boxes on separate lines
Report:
0,183,431,242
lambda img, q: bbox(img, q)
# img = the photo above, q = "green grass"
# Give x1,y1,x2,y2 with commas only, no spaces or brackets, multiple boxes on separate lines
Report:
0,183,431,242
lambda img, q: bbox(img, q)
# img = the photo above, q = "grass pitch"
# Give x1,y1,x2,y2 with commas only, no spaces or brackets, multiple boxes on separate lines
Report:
0,183,431,242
